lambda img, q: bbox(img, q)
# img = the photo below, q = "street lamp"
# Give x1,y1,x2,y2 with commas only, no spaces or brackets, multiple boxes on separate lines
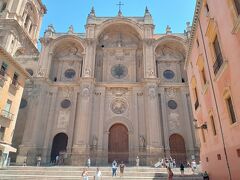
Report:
193,119,207,130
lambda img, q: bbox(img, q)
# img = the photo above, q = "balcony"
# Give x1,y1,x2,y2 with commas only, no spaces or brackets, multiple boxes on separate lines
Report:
0,110,14,127
9,79,19,95
194,99,199,110
213,53,223,75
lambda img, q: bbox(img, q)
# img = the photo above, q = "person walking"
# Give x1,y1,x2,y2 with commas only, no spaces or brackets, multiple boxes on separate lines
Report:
94,167,102,180
112,160,117,177
82,168,89,180
119,161,125,177
167,166,174,180
87,157,91,168
136,156,139,167
180,163,184,175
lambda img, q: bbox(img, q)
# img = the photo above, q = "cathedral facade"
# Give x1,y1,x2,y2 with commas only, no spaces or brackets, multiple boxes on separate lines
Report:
3,0,199,166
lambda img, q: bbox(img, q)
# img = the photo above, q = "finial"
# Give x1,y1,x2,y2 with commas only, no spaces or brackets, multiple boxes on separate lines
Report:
166,25,172,34
144,6,151,17
186,22,191,32
145,6,149,13
68,25,74,34
89,6,95,17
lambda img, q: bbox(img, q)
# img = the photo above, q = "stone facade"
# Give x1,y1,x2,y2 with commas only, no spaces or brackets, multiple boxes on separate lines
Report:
4,3,199,166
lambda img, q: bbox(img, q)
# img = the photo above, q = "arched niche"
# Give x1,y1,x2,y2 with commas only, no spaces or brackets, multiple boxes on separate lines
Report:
155,37,187,83
49,37,85,82
95,23,143,82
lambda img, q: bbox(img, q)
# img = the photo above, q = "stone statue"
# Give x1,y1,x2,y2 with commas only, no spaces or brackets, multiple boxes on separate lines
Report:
92,135,98,147
68,25,74,33
139,135,146,148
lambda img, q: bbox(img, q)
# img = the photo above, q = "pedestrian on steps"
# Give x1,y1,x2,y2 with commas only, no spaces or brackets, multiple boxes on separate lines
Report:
82,168,89,180
167,166,174,180
119,161,125,177
180,163,184,175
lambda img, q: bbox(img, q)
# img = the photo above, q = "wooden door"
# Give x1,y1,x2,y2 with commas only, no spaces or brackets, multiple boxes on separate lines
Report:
169,134,187,165
108,124,129,163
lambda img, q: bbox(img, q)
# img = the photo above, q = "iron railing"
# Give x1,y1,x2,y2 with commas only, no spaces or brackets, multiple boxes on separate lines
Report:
0,110,14,121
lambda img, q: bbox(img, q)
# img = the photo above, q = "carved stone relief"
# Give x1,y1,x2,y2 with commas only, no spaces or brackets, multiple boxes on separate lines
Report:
168,112,180,133
111,98,128,114
166,87,177,98
57,110,70,129
148,86,157,99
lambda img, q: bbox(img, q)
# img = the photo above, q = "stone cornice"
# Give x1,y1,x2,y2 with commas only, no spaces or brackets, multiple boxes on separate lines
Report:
185,0,203,70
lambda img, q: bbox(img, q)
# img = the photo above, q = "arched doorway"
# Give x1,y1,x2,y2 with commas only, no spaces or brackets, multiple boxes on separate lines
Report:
50,133,68,162
108,124,129,163
169,134,187,165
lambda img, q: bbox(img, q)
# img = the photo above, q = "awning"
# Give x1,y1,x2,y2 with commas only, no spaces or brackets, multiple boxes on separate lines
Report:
0,143,17,153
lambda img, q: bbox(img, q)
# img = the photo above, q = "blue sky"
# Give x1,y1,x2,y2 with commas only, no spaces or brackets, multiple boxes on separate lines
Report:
40,0,196,36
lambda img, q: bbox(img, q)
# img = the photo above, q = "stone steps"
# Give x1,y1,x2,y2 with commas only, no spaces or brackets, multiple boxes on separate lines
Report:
0,166,203,180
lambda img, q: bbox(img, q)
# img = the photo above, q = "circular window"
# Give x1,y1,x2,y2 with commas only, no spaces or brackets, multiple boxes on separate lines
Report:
26,69,34,76
64,69,76,79
168,100,177,110
20,99,28,109
111,64,128,79
163,70,175,79
61,99,71,109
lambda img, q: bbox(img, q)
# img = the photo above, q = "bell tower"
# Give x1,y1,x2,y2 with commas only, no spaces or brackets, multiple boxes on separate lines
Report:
0,0,46,55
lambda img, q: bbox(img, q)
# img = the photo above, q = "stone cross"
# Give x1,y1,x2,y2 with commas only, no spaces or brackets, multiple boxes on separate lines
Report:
116,1,124,12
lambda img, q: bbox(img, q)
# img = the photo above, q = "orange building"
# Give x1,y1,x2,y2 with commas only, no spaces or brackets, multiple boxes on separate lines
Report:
186,0,240,180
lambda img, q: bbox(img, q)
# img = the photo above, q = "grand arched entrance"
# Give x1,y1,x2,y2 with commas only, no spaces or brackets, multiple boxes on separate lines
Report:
108,123,129,163
50,133,68,162
169,134,187,165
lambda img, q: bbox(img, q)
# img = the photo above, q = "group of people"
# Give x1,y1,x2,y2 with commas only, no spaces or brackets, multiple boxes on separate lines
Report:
83,158,126,179
111,160,125,177
74,156,201,180
82,168,102,180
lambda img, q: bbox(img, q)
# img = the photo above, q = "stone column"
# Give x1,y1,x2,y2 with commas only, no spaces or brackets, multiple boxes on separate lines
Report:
143,39,156,78
96,87,106,165
82,39,96,78
72,81,94,165
144,81,163,165
129,88,139,164
181,88,196,160
160,88,171,157
41,88,58,164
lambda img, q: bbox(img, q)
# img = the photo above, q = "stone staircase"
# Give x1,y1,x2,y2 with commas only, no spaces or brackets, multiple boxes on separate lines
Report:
0,166,203,180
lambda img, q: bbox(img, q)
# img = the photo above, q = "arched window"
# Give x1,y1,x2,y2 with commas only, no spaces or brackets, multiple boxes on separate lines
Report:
22,3,38,37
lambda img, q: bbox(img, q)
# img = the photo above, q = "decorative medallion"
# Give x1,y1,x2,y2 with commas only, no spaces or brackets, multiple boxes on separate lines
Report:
111,98,128,114
111,64,128,79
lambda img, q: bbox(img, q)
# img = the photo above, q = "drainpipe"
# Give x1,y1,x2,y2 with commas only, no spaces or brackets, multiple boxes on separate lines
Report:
198,17,232,180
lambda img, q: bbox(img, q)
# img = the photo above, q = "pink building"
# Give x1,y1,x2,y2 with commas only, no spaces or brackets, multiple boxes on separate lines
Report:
186,0,240,180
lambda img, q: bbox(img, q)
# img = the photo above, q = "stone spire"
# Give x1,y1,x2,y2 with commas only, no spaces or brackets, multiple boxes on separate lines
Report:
89,6,95,17
145,6,150,16
144,6,153,24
